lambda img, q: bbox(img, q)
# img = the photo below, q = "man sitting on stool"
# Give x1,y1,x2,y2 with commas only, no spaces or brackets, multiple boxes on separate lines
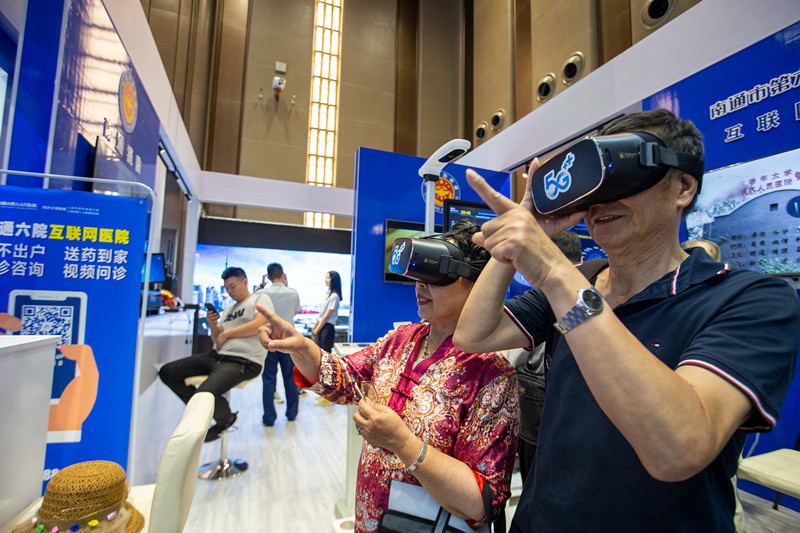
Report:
257,263,302,426
159,267,273,442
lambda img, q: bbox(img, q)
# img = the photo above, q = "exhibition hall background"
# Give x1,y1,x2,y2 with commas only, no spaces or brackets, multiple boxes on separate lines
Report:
0,0,799,515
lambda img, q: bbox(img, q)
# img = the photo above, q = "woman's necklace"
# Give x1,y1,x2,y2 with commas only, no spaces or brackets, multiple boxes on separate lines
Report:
423,335,432,357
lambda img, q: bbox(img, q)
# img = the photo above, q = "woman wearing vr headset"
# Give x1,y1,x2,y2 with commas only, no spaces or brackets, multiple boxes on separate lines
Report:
255,220,518,533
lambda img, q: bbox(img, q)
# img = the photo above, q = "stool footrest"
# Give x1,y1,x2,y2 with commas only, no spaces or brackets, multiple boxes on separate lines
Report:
198,458,248,480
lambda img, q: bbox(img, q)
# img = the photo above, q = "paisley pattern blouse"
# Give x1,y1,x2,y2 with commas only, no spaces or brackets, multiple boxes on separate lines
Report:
295,322,519,533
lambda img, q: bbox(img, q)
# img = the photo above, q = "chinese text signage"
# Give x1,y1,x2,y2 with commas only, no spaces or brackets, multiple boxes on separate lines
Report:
0,186,146,489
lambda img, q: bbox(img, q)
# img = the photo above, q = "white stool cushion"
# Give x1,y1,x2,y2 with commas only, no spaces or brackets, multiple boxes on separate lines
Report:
184,375,207,387
738,448,800,499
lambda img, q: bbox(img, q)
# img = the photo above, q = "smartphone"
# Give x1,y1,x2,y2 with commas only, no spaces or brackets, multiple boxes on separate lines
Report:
8,290,88,403
204,302,218,314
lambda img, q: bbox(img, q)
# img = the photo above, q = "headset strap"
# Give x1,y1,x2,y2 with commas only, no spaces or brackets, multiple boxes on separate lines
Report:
640,142,705,192
440,255,482,282
481,481,505,533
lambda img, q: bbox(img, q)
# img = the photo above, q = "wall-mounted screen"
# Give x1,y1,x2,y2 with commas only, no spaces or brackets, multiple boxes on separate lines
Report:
686,146,800,275
443,199,498,230
384,220,441,283
142,253,166,283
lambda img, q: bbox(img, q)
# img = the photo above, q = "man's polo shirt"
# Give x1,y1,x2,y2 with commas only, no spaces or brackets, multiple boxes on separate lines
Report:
504,248,800,532
258,282,301,323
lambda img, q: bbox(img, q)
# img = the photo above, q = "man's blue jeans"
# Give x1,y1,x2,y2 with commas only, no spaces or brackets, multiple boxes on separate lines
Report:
261,350,299,425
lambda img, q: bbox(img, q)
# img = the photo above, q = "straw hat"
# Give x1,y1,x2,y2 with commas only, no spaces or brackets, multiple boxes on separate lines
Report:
12,461,144,533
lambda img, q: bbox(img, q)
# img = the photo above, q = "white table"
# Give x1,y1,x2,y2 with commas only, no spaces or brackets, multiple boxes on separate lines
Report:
0,335,58,527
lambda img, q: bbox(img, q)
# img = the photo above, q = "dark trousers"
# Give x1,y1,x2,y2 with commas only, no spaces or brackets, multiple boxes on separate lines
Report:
318,322,335,352
261,350,299,425
159,350,261,424
518,439,537,485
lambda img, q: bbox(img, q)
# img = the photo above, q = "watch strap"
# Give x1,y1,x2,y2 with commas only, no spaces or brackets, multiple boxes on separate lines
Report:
554,305,590,334
554,288,603,335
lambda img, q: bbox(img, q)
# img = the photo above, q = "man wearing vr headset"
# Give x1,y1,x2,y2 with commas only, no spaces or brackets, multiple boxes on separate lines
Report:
454,109,800,532
254,220,518,533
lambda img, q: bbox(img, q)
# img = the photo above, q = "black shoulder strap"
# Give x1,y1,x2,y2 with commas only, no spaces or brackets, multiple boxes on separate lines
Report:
544,258,608,358
481,481,505,532
432,506,452,533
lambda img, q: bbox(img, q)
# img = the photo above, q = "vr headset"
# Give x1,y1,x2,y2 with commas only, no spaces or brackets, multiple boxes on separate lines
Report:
388,237,481,285
530,131,705,216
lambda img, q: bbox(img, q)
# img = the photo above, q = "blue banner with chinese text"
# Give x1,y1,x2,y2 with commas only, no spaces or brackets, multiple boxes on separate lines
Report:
644,21,800,172
0,185,146,491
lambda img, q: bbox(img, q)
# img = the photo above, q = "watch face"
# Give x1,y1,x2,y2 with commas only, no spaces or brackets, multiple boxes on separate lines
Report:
582,289,603,311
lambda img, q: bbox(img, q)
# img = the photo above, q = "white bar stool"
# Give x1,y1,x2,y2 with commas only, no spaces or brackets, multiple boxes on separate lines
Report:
183,373,261,481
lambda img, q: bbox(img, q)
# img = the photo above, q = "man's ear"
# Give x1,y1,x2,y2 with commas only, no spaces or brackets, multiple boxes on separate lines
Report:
676,172,698,209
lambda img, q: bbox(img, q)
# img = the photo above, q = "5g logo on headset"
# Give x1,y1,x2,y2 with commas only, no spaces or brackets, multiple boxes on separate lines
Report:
391,242,405,266
544,152,575,200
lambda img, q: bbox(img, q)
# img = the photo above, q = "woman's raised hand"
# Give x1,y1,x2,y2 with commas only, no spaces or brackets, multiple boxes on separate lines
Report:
256,303,307,354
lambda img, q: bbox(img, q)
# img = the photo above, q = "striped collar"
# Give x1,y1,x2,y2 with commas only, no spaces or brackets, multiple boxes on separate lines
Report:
668,247,732,296
587,248,732,306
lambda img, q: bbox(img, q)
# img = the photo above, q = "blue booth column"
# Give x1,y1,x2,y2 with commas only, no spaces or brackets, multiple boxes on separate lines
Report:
6,0,68,185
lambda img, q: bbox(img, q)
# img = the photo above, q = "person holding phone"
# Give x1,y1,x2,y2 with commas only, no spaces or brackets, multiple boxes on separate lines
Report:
159,267,274,442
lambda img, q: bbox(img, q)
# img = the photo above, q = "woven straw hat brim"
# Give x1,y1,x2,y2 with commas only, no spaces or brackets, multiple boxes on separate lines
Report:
125,502,144,533
9,501,144,533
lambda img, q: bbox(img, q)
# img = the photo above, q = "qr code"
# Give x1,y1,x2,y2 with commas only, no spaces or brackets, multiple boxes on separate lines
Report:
21,305,74,346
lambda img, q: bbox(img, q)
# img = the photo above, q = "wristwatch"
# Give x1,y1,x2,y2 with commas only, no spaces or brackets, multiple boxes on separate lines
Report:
553,287,604,335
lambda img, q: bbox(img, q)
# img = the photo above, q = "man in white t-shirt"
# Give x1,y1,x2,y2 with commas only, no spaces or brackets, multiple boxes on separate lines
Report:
257,263,302,426
159,267,273,441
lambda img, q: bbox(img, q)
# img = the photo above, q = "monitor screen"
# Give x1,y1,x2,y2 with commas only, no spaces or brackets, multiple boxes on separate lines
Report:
142,253,167,284
443,199,498,230
384,220,441,283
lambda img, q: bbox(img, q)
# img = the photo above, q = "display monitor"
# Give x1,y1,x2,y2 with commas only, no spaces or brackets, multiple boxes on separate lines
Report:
384,220,441,283
443,199,498,230
142,253,167,284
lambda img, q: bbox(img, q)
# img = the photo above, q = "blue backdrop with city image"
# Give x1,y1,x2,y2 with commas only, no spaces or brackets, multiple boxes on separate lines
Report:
194,244,351,339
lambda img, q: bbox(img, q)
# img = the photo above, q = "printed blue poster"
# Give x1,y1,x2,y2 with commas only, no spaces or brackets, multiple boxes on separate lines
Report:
0,185,146,489
644,20,800,174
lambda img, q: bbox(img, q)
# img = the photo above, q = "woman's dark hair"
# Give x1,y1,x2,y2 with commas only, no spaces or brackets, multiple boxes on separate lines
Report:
440,220,491,277
327,270,343,300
